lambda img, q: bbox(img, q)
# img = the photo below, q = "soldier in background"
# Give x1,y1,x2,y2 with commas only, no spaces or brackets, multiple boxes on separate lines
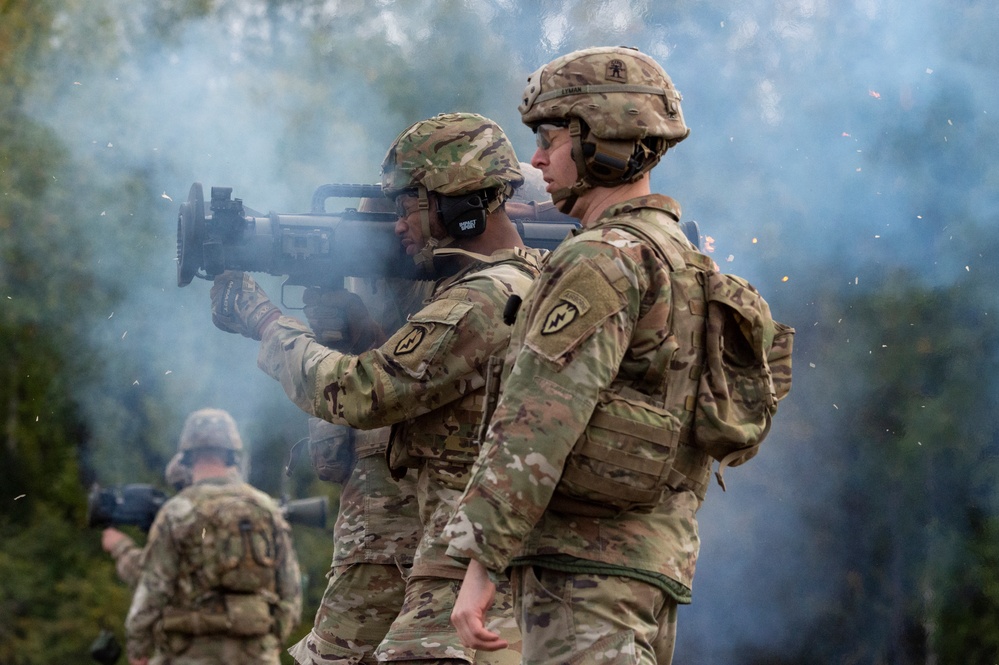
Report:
208,112,544,664
126,408,302,665
101,453,192,588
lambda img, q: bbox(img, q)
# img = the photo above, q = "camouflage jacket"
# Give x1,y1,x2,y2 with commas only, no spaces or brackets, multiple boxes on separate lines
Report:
258,248,544,468
318,278,428,568
125,470,302,661
444,195,704,594
259,248,544,578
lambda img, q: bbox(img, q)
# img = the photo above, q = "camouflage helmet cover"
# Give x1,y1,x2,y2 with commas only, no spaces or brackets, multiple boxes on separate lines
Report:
519,46,689,147
178,408,243,453
380,112,524,201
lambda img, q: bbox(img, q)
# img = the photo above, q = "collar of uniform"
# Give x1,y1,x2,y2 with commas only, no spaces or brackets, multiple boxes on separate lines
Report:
596,194,682,225
193,468,243,486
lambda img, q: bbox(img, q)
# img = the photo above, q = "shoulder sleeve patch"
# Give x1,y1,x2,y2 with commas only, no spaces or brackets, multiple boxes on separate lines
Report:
384,298,474,379
526,256,626,365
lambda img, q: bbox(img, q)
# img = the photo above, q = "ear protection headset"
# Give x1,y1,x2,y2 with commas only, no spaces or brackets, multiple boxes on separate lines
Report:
436,190,490,238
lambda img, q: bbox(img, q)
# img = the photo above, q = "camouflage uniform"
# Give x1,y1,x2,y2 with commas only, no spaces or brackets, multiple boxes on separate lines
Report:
126,409,302,665
289,420,421,665
259,249,540,664
445,197,695,663
232,113,541,664
289,279,428,665
125,469,303,664
444,48,701,665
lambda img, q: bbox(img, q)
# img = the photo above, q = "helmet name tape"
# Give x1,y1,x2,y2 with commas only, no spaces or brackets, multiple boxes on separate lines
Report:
534,83,674,106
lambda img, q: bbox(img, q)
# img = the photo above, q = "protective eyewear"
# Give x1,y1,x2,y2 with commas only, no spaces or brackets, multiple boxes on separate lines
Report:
534,122,569,151
393,191,419,218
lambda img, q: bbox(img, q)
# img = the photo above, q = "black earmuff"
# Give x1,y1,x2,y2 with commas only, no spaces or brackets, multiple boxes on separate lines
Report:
437,192,489,238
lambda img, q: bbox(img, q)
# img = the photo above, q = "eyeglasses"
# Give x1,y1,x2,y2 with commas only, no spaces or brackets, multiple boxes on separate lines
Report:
393,191,419,218
534,122,569,151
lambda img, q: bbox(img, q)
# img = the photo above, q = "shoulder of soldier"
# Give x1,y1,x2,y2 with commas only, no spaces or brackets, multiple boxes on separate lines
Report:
157,489,198,523
554,223,648,268
191,481,290,530
440,259,536,304
226,482,290,527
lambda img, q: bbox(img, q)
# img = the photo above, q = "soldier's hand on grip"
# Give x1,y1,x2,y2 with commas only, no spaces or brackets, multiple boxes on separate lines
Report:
211,271,281,340
303,287,384,354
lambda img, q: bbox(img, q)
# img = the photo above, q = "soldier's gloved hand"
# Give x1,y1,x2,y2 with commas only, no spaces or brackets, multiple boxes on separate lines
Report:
210,271,282,340
303,287,384,353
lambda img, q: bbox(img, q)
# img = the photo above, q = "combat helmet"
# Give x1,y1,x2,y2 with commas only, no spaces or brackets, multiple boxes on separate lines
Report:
178,408,243,463
519,46,689,211
381,112,524,269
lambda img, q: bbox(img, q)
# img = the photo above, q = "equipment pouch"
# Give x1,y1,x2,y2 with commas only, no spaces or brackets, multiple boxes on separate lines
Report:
161,608,231,635
224,593,274,637
307,418,355,484
693,271,795,489
549,388,682,517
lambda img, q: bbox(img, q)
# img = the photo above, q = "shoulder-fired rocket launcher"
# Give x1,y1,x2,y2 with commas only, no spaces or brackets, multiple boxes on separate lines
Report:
175,182,581,296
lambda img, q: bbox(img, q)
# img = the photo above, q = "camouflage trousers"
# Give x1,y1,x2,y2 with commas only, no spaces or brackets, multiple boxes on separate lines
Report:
288,562,408,665
510,566,678,665
376,575,522,665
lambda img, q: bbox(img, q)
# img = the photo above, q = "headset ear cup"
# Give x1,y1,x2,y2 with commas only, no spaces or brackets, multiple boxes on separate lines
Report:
438,193,489,238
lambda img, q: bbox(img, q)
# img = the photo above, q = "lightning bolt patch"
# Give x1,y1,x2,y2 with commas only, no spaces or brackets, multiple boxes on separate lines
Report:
394,326,426,355
541,301,579,335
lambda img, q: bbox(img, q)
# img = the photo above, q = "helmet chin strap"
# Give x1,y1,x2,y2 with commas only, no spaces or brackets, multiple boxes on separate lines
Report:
550,117,593,215
412,186,456,273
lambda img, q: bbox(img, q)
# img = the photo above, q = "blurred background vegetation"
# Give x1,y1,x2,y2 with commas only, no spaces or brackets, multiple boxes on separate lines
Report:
1,0,998,663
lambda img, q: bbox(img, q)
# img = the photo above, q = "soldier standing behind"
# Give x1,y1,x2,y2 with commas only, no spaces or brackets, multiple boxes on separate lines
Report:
208,112,544,665
446,47,791,665
125,408,302,665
